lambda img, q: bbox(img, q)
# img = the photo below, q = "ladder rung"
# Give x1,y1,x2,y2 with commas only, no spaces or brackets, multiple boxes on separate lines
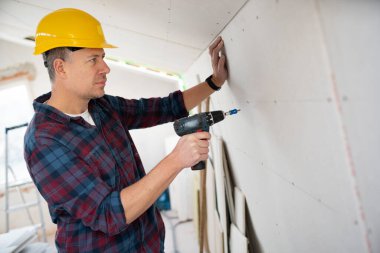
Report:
7,201,39,212
8,180,33,188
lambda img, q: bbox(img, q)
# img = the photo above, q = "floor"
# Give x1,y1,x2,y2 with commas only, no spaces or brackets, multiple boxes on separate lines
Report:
44,210,198,253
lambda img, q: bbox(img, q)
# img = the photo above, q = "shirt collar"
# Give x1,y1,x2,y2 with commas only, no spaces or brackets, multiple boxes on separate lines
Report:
33,92,75,125
34,92,102,125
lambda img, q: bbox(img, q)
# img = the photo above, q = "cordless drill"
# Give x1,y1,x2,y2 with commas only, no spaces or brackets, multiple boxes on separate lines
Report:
173,109,240,170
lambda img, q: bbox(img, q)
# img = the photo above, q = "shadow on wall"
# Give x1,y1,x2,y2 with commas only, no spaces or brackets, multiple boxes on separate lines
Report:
246,204,263,253
223,141,263,253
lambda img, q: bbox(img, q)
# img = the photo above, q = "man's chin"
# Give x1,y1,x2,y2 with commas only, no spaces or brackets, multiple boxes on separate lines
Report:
90,91,105,99
93,94,105,99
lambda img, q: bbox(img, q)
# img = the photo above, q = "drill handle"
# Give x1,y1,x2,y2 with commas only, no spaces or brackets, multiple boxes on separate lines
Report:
191,129,208,170
192,161,206,170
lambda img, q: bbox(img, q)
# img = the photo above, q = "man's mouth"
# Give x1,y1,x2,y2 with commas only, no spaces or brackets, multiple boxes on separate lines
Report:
95,79,107,85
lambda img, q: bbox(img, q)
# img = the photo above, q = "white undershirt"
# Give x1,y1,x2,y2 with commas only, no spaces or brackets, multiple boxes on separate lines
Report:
66,110,95,126
43,100,95,126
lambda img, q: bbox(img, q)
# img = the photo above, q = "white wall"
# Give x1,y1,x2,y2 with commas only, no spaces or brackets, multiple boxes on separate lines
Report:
184,0,380,252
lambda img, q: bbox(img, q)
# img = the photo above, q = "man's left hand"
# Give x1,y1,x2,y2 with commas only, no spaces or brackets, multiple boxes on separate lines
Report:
209,36,228,87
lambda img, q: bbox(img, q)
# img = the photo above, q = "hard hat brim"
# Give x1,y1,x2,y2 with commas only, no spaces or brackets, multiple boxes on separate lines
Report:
34,42,117,55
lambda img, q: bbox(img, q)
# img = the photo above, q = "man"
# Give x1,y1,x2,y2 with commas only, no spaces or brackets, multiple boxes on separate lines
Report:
24,8,227,252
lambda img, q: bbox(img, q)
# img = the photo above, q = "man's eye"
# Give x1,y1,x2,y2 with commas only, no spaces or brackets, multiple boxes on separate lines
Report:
90,58,97,63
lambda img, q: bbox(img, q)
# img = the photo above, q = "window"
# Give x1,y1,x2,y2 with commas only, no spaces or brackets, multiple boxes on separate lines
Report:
0,79,34,185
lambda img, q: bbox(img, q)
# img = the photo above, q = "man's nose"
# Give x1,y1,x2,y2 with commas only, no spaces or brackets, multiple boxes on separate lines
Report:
100,59,111,74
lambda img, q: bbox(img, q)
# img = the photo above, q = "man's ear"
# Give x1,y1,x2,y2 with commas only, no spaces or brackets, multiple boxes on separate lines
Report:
53,58,66,79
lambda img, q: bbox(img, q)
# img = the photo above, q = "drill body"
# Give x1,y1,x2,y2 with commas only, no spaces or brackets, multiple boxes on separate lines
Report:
173,109,239,170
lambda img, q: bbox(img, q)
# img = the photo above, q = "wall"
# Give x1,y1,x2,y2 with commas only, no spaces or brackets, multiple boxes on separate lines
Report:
183,0,380,252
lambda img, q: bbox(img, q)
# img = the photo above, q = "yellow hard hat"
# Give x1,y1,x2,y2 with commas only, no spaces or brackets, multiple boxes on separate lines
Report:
34,8,116,55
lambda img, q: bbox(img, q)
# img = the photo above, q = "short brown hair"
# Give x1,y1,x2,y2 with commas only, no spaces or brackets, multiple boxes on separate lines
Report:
42,47,83,82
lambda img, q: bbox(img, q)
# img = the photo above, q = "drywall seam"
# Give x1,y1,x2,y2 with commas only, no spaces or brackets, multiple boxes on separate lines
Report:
314,1,372,252
189,0,250,72
215,0,250,42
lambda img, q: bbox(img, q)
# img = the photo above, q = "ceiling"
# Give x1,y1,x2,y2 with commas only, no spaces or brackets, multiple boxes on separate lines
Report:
0,0,246,74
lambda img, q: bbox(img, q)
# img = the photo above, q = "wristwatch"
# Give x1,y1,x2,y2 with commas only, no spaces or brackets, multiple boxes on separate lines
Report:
205,75,221,91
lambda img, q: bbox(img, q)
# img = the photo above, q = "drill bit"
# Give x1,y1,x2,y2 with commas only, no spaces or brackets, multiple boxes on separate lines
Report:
224,109,241,116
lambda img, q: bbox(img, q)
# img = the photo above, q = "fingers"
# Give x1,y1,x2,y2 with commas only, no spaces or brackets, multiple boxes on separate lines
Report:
197,139,209,149
194,131,211,140
215,38,224,52
209,36,222,55
191,133,210,160
209,37,224,66
173,132,211,169
218,54,226,73
209,37,227,86
187,132,210,149
191,145,209,164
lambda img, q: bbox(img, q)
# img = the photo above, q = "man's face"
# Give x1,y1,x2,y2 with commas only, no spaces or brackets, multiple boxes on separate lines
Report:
63,48,110,100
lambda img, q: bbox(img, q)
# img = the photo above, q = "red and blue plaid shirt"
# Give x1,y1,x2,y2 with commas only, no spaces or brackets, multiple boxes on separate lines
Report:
24,90,188,252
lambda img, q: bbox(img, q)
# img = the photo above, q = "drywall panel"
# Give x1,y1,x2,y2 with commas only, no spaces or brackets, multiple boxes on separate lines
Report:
317,1,380,252
213,137,228,253
234,186,246,234
230,223,248,253
206,159,217,253
184,0,379,252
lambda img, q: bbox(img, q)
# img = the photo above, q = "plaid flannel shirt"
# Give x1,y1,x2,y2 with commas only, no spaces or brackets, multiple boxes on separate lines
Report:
24,90,188,252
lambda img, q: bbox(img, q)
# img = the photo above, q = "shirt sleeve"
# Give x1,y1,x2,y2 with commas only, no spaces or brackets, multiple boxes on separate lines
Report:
107,90,189,129
25,137,128,236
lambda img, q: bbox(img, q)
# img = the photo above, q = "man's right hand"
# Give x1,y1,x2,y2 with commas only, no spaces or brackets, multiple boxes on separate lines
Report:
171,132,211,169
120,131,210,224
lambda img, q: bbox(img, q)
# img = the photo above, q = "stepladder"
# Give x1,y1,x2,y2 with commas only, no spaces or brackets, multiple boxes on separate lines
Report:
3,123,46,242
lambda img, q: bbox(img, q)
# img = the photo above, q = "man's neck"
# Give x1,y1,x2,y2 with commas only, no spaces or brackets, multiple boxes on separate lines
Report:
48,91,89,115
